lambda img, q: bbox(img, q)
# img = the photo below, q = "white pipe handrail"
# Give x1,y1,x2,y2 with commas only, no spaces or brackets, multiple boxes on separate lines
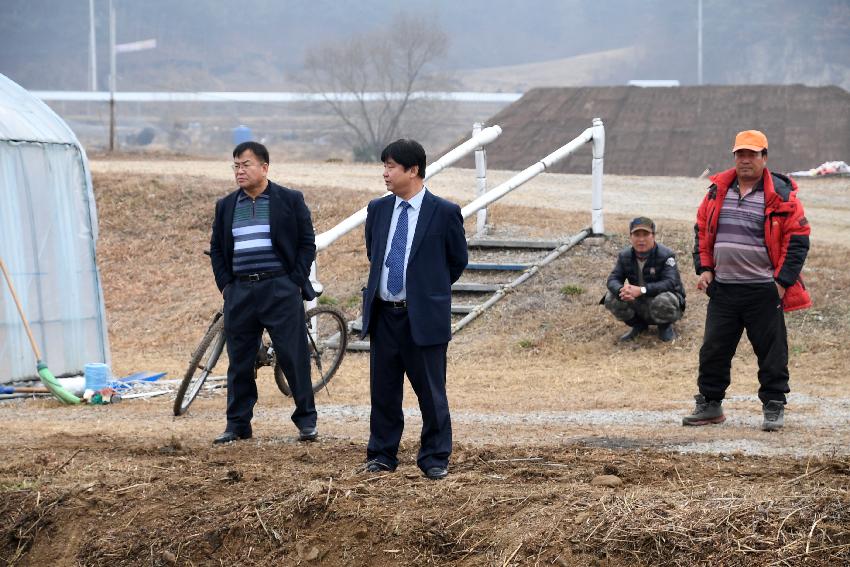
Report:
590,117,605,234
314,125,502,251
460,126,594,220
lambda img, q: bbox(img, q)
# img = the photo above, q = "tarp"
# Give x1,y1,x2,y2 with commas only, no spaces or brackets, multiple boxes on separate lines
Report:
790,160,850,177
0,73,109,383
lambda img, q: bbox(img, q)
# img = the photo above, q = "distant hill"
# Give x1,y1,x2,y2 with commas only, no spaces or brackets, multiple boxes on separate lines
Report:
455,47,641,92
450,85,850,176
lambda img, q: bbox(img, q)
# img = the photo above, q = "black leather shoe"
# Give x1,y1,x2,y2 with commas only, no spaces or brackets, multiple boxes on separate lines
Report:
213,430,251,445
424,466,448,480
364,460,393,473
658,323,676,342
298,427,318,442
619,324,647,342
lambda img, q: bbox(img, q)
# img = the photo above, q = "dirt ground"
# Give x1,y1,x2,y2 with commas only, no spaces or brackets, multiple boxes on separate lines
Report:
2,158,849,566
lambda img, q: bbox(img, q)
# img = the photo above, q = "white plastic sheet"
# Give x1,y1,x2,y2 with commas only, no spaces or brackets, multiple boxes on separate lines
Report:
0,73,109,382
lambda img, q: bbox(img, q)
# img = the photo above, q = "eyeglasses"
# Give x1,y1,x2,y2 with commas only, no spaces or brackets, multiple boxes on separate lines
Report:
231,161,265,172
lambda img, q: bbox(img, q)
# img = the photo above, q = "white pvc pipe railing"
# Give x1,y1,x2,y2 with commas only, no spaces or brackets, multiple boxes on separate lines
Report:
314,125,503,251
306,124,502,309
460,119,604,229
308,119,605,315
473,122,488,236
590,117,605,234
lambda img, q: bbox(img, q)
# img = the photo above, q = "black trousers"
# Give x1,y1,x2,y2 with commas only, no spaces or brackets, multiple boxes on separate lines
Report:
367,302,452,472
698,281,789,404
223,275,316,434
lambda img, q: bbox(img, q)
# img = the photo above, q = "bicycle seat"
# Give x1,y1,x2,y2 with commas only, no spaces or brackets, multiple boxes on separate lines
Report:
310,278,324,297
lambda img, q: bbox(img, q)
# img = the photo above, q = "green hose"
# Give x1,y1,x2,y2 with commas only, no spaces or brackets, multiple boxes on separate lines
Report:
37,361,81,405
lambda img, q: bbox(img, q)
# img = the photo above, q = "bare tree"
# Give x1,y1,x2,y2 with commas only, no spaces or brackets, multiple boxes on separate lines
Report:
302,14,449,161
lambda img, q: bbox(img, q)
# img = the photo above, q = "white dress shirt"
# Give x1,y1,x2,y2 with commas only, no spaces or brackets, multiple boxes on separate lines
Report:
379,188,427,301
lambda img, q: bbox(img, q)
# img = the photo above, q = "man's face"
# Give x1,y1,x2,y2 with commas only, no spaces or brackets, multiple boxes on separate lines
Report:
734,149,767,182
630,229,655,254
382,157,417,197
233,149,268,192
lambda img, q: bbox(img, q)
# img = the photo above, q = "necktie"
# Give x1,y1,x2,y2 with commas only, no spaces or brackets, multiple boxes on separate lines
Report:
385,201,411,296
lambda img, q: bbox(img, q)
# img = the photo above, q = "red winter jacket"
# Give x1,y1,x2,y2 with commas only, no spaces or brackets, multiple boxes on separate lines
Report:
693,167,811,312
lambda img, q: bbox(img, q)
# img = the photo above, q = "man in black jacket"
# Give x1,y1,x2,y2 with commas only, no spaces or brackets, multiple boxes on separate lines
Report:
209,141,318,444
602,217,686,342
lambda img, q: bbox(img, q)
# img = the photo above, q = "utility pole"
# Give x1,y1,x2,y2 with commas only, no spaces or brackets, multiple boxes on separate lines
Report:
88,0,97,91
108,0,116,151
697,0,703,85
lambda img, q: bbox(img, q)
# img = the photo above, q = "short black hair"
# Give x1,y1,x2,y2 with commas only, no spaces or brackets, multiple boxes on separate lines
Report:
380,139,426,179
233,141,269,164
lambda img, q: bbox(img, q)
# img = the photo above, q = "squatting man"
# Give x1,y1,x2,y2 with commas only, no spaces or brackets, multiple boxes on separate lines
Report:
602,216,686,342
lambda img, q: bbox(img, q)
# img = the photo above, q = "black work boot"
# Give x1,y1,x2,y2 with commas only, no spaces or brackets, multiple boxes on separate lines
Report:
619,323,647,342
682,394,725,426
658,323,676,342
761,400,785,431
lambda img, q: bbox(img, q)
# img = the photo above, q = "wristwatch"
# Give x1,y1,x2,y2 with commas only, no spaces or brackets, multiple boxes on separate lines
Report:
640,286,647,295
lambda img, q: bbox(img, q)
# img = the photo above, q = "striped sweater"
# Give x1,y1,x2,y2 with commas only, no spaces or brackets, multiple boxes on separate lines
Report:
231,191,284,274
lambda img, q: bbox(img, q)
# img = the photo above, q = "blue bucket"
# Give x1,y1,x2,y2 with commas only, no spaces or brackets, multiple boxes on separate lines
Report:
232,124,253,145
84,363,111,391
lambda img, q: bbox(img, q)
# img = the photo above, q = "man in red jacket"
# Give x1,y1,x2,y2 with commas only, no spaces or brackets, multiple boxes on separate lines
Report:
684,130,810,431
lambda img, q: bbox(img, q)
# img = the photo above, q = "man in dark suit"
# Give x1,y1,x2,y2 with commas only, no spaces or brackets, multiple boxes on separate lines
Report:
209,141,318,444
361,139,468,480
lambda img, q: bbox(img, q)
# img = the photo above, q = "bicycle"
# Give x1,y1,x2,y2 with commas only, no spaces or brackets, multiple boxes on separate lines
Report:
173,286,348,416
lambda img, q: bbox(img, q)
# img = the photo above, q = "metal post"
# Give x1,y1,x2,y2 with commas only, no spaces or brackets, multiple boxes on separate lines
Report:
473,122,488,236
108,0,116,152
88,0,97,91
306,262,318,311
590,117,605,235
697,0,703,85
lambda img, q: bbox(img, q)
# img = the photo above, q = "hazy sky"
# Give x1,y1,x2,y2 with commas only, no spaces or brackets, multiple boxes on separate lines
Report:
1,0,848,90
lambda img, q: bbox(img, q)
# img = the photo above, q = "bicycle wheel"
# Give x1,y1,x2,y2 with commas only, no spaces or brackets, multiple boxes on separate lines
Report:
174,315,226,416
274,306,348,396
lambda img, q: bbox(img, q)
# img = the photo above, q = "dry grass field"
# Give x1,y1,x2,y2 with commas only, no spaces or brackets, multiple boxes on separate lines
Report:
1,158,848,565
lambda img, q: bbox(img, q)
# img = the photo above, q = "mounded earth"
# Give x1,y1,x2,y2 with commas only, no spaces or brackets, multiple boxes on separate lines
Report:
448,85,850,177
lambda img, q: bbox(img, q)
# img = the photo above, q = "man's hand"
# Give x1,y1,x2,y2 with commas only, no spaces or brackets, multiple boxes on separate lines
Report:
696,271,714,292
618,283,643,302
775,282,786,299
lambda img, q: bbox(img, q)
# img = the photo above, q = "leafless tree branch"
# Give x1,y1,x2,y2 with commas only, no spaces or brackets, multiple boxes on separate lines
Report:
301,14,448,161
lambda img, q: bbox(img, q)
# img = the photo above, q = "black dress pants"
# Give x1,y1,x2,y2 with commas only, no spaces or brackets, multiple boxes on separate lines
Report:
223,275,316,434
367,303,452,472
698,281,789,404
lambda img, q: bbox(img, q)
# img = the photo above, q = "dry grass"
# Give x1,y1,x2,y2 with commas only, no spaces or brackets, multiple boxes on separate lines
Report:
93,170,850,407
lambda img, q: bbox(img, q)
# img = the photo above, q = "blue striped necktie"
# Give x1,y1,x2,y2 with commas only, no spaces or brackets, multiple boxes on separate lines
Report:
385,201,411,296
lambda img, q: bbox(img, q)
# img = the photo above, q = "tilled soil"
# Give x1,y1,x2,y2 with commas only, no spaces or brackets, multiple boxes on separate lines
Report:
2,409,849,567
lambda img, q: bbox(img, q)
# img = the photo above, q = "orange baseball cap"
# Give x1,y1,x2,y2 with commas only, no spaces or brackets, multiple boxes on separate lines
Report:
732,130,768,153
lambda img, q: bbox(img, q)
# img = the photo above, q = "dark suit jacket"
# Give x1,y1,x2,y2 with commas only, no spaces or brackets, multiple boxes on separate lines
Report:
210,181,317,300
361,190,468,346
